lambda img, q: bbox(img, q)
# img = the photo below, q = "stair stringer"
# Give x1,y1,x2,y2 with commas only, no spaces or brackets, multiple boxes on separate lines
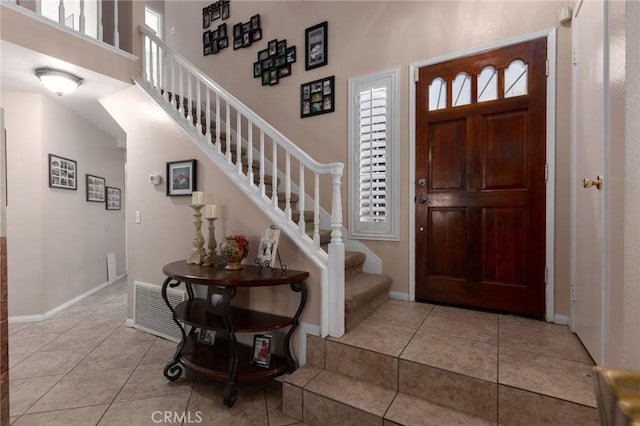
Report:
133,78,346,337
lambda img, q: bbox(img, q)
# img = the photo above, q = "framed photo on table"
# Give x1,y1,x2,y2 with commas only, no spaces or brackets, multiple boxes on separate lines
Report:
252,334,272,368
166,159,197,196
256,228,280,266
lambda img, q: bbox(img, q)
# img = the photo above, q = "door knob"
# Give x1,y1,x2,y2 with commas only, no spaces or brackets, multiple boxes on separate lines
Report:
583,176,603,190
417,195,427,204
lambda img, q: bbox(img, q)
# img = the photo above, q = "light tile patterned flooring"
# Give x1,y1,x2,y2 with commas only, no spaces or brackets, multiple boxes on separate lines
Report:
7,280,597,425
8,279,302,426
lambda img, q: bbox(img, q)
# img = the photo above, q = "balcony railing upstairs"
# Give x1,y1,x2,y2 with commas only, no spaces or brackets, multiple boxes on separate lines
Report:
6,0,120,50
138,26,346,338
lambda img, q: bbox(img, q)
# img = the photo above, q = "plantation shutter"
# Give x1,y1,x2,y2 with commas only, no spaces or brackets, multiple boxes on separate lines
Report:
358,87,388,223
348,67,399,241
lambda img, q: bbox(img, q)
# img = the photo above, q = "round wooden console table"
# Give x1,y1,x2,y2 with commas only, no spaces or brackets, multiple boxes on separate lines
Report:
161,260,308,407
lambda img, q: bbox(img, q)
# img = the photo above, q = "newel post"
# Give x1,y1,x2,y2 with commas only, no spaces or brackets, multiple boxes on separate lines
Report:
328,163,345,338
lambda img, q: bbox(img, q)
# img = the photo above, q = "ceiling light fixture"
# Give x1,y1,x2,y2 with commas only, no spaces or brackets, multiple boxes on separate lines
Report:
35,67,83,96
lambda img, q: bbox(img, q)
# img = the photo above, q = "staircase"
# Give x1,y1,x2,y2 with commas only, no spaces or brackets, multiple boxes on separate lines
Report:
138,27,392,337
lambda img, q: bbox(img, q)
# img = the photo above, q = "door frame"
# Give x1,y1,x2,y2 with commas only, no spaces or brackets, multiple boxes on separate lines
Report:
408,28,558,322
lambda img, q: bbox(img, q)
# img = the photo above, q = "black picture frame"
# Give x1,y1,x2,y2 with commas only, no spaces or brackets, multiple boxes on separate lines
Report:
166,159,197,196
217,23,227,38
221,3,230,20
218,37,228,50
250,28,262,43
252,334,272,368
251,14,260,30
86,174,105,202
301,75,335,118
305,21,328,70
211,4,221,21
203,6,211,29
49,153,77,190
276,40,287,56
258,49,269,61
253,61,262,78
269,69,278,85
106,187,121,210
233,23,242,39
268,39,277,56
261,69,270,86
286,46,296,64
233,37,243,50
278,64,291,78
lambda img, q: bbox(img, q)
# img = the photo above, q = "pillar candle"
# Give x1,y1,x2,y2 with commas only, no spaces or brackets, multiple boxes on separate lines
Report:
192,191,204,205
205,204,218,219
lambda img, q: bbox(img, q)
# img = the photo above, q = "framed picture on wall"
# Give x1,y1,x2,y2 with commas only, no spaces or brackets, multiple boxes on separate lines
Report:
106,187,121,210
49,153,77,190
86,174,105,202
166,159,197,196
300,76,335,118
305,21,328,70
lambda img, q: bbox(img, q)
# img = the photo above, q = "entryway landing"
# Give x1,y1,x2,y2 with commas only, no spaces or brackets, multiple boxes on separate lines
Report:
284,300,599,425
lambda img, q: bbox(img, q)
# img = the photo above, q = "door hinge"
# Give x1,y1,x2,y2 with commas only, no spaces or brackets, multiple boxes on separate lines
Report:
544,267,548,284
545,163,549,181
570,284,576,302
414,68,419,83
545,59,549,77
572,48,578,65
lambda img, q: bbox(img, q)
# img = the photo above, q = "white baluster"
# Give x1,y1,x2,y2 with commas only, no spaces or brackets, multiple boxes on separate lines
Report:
247,123,254,186
187,73,193,122
195,80,202,134
225,103,231,163
113,0,119,48
215,95,221,153
205,89,211,142
58,0,65,24
298,164,306,234
155,42,162,95
260,131,265,197
142,36,147,84
170,58,175,107
178,65,184,115
97,0,103,41
162,50,169,101
272,139,278,208
236,113,242,175
313,173,320,248
285,152,291,219
79,0,86,34
147,39,153,86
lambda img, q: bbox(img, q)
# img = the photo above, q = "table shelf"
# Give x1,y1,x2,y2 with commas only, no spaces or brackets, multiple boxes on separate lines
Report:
175,298,294,332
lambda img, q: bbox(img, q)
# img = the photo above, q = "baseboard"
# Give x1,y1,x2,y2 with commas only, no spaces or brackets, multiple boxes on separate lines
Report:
9,280,109,323
553,314,570,326
109,273,127,285
389,291,409,301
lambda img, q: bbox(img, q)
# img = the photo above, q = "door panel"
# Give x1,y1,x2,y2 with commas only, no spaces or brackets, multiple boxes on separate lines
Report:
415,38,547,316
572,0,605,365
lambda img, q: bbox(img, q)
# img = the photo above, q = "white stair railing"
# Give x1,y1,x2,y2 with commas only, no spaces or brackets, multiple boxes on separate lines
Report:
5,0,116,47
139,26,346,338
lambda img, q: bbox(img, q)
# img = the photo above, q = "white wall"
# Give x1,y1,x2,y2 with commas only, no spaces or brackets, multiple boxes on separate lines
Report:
1,92,126,317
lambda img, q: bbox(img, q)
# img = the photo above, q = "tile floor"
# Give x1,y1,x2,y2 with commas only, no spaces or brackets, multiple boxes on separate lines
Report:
7,280,598,425
297,299,598,425
8,279,302,425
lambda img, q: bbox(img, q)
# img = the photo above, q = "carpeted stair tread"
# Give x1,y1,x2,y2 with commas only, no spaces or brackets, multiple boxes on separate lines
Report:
345,272,392,314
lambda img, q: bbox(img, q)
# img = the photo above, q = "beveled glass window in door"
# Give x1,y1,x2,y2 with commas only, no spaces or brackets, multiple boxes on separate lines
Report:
452,72,471,107
504,59,528,98
428,77,447,111
477,66,498,103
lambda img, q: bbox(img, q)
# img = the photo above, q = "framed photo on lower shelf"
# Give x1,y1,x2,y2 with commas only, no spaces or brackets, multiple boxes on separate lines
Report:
252,334,272,368
197,329,216,346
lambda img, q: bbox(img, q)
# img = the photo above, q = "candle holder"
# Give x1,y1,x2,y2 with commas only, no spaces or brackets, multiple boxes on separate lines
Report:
204,217,225,267
187,204,207,265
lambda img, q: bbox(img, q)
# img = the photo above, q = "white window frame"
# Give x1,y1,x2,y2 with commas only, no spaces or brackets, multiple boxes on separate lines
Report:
348,66,400,241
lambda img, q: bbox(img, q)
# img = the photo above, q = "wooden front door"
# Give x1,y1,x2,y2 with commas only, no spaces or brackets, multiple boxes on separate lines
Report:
415,38,547,316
